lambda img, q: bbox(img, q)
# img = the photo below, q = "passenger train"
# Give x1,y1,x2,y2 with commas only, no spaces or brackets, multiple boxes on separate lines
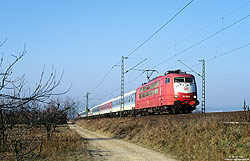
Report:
79,70,199,117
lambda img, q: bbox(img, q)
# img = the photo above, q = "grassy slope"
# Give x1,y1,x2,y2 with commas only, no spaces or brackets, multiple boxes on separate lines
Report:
76,111,250,161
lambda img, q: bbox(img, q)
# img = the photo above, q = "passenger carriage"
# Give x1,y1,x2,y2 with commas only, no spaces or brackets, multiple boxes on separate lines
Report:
110,90,136,115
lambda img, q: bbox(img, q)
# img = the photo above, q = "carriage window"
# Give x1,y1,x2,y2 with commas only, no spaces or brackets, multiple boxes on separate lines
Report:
141,81,159,92
174,77,185,82
174,77,193,83
185,77,194,83
154,88,159,94
165,78,170,84
151,90,155,95
155,81,159,87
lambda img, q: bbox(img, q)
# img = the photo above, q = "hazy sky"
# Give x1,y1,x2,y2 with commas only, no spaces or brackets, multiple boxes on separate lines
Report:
1,0,250,112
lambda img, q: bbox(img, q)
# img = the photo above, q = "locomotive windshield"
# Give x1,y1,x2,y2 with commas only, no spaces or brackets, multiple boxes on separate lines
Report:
174,77,194,83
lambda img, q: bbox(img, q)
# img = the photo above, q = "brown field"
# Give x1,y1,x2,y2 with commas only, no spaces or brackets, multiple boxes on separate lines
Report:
0,125,90,161
38,125,90,161
76,111,250,161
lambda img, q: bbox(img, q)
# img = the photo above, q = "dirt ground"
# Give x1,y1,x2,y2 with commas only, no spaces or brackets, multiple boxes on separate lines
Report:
69,124,178,161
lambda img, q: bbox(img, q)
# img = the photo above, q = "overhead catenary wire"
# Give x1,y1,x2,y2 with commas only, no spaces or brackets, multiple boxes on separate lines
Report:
90,1,194,94
223,0,250,18
183,31,250,60
182,42,250,71
99,35,250,104
126,0,194,58
125,18,250,89
152,13,250,69
132,0,250,74
90,60,121,94
133,0,250,71
125,3,250,100
119,0,195,89
206,42,250,62
109,2,250,96
125,58,147,73
175,0,250,45
125,60,179,89
124,28,250,86
90,0,250,103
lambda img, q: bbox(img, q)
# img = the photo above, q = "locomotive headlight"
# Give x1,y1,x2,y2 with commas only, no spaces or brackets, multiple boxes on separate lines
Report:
175,95,178,98
193,95,197,98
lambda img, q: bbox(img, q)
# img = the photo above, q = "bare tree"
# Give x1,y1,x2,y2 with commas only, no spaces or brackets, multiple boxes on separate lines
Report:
63,97,80,120
6,109,43,161
39,100,67,139
0,39,70,160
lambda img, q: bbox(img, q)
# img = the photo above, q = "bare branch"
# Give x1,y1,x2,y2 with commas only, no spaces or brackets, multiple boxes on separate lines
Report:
0,38,7,48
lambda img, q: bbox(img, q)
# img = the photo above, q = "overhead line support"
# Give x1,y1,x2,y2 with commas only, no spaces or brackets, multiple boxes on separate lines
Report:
178,59,205,113
199,59,206,113
120,56,128,117
86,92,90,115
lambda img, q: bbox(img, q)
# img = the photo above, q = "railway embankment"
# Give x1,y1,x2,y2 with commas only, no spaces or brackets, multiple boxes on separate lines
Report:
76,111,250,161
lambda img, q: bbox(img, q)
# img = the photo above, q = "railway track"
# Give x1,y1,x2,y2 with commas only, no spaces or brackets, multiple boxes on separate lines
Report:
142,111,250,122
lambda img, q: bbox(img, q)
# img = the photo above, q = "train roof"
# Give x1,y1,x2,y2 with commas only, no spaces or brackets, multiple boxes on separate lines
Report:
89,104,101,110
137,70,194,89
109,90,136,102
164,69,194,77
79,110,87,114
88,90,136,110
165,69,186,74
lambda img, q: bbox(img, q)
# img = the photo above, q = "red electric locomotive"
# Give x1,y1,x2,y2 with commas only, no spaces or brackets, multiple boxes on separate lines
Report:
135,70,199,114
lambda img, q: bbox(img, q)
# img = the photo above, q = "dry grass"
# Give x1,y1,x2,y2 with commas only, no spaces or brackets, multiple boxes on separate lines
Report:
76,111,250,161
0,125,90,161
38,125,90,161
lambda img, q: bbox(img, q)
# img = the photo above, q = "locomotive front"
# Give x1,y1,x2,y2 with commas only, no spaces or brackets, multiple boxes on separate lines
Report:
171,73,199,113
